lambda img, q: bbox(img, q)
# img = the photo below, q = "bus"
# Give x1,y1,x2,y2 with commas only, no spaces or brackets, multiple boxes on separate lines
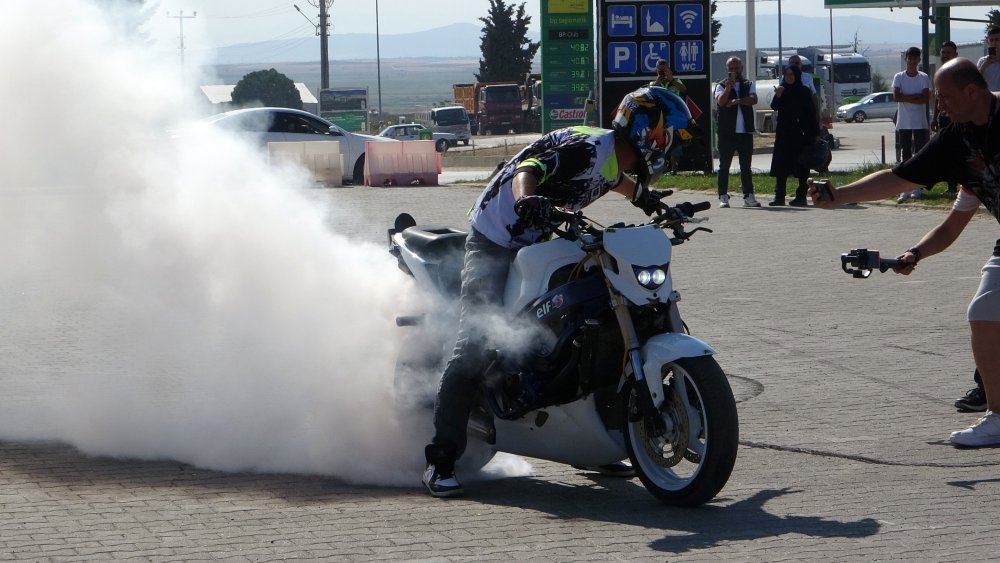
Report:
814,53,872,107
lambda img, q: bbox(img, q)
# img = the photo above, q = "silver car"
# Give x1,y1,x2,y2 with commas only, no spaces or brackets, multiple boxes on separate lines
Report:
201,107,393,184
836,92,897,123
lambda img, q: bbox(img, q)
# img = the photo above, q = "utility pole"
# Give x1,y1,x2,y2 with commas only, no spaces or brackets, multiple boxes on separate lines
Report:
166,10,197,71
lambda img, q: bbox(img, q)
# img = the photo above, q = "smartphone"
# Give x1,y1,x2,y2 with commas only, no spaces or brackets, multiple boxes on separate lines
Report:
728,71,735,80
814,180,835,202
990,47,997,57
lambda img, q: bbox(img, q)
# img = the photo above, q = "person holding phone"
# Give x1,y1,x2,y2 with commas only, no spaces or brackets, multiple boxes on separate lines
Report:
713,56,761,208
977,26,1000,92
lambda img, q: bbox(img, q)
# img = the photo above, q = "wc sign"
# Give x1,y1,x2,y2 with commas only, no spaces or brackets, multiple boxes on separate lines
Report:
597,0,712,172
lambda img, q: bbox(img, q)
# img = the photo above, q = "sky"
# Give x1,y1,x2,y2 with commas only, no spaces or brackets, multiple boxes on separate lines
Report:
147,0,993,50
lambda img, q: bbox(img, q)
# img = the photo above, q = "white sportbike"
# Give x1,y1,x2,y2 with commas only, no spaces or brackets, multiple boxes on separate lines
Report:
388,195,738,507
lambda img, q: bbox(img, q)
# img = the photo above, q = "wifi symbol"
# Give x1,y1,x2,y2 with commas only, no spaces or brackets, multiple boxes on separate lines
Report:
679,9,698,29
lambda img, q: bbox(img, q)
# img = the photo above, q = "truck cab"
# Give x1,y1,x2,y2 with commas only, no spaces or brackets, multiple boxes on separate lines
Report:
477,83,524,135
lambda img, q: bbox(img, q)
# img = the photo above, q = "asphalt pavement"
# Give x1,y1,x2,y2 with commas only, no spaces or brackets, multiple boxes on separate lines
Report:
2,173,1000,559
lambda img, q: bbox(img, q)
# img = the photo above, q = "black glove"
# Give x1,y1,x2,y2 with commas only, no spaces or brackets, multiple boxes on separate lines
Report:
514,195,554,230
631,184,670,216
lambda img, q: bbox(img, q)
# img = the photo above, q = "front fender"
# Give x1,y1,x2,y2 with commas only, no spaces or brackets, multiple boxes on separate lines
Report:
639,333,717,408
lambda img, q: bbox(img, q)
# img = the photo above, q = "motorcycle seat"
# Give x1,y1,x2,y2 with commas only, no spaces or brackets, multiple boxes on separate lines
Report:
400,226,468,260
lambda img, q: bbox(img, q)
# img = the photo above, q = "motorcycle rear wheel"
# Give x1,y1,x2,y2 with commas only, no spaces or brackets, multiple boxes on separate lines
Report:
623,355,738,507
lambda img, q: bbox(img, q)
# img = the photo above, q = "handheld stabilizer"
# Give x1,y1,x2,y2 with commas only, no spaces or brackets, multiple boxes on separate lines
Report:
841,248,902,278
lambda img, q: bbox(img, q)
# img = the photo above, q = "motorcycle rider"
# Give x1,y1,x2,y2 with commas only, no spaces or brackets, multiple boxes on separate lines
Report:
422,87,697,497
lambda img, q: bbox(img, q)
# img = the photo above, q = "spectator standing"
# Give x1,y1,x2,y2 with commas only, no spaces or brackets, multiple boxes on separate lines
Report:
714,56,761,208
651,59,687,174
977,26,1000,92
768,65,820,207
893,46,932,202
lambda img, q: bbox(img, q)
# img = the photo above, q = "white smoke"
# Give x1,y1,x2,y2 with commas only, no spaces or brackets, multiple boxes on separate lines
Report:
0,0,451,485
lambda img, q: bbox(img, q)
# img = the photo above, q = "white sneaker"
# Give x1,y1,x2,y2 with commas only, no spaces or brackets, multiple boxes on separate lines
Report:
897,191,911,203
718,194,730,208
949,410,1000,447
743,194,761,207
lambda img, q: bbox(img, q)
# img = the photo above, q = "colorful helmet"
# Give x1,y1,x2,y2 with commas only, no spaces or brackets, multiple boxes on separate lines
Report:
611,86,695,187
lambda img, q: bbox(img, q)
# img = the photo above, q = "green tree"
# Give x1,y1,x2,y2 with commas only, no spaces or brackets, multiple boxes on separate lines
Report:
231,68,303,110
711,1,721,51
476,0,539,84
987,9,1000,32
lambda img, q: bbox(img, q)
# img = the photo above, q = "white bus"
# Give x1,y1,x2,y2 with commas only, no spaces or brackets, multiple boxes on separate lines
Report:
814,53,872,107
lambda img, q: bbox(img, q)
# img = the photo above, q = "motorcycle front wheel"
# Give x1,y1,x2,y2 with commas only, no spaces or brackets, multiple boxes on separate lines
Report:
623,355,738,507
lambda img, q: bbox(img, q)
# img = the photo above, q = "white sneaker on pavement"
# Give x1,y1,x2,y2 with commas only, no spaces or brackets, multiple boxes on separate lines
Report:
743,193,761,207
718,194,730,208
897,191,911,203
949,410,1000,447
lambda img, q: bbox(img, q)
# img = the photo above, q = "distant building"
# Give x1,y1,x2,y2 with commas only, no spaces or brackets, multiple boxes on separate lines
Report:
198,83,319,115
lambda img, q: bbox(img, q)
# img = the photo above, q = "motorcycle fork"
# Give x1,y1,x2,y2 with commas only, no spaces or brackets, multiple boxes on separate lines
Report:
599,256,668,432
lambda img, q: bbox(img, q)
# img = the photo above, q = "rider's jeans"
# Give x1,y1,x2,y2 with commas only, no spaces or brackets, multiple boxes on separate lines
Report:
428,228,516,465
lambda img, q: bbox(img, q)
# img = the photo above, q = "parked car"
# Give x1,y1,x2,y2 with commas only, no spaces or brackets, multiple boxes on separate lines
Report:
377,123,457,153
836,92,897,123
198,107,393,184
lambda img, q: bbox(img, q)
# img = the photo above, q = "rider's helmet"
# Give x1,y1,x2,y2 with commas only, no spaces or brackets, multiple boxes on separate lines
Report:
611,86,696,187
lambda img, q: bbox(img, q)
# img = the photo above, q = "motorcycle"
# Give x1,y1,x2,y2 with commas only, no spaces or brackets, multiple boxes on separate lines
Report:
387,195,738,507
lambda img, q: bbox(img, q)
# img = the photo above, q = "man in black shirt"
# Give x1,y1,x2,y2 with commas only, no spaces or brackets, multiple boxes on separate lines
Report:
809,58,1000,447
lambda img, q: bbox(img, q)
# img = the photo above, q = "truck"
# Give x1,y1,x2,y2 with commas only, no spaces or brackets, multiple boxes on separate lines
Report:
453,82,525,135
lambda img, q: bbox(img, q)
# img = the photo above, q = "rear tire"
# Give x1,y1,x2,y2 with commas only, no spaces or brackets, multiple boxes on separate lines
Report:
435,139,449,153
623,355,738,507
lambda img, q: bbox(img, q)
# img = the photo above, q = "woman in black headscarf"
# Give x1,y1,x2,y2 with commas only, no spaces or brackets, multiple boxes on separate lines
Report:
768,65,820,206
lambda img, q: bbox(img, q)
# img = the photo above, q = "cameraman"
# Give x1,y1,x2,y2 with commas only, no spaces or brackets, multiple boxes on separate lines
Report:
808,58,1000,447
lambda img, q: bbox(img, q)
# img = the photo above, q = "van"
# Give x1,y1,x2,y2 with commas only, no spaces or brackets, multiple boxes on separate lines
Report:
430,106,471,145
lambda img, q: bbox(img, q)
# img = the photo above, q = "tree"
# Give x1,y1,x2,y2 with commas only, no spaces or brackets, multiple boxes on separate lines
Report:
475,0,539,84
987,9,1000,32
711,1,721,51
231,69,303,110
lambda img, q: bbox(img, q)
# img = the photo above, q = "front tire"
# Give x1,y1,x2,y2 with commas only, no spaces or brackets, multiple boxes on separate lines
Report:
853,111,867,123
623,355,738,507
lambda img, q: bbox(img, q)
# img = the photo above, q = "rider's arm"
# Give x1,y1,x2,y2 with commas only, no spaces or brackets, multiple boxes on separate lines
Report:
610,173,637,199
511,168,539,199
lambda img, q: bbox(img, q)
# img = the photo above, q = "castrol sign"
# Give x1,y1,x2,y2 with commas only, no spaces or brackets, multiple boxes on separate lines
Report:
549,108,588,121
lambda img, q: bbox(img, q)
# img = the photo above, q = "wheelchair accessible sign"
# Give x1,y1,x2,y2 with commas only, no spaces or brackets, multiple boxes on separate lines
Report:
605,3,704,74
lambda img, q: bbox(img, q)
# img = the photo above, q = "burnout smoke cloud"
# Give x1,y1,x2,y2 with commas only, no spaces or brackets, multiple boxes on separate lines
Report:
0,0,443,485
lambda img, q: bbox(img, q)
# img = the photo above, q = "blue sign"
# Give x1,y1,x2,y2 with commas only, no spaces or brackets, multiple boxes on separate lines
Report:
608,42,637,74
674,4,703,36
641,5,669,37
607,5,637,37
674,40,703,72
641,41,671,72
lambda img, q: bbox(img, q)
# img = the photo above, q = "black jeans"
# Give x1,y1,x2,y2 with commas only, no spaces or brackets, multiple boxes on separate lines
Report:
897,128,928,162
717,132,755,197
427,228,516,468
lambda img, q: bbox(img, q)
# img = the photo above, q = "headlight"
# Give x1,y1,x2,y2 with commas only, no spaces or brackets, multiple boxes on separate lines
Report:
633,264,668,290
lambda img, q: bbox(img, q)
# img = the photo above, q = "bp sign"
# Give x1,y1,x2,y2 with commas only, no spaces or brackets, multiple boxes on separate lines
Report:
540,0,595,133
597,0,712,173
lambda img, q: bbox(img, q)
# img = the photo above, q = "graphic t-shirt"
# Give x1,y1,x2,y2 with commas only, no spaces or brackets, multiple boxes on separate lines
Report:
470,126,622,249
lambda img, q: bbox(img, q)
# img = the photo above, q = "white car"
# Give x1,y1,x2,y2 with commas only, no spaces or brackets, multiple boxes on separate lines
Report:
201,107,393,184
378,123,457,153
